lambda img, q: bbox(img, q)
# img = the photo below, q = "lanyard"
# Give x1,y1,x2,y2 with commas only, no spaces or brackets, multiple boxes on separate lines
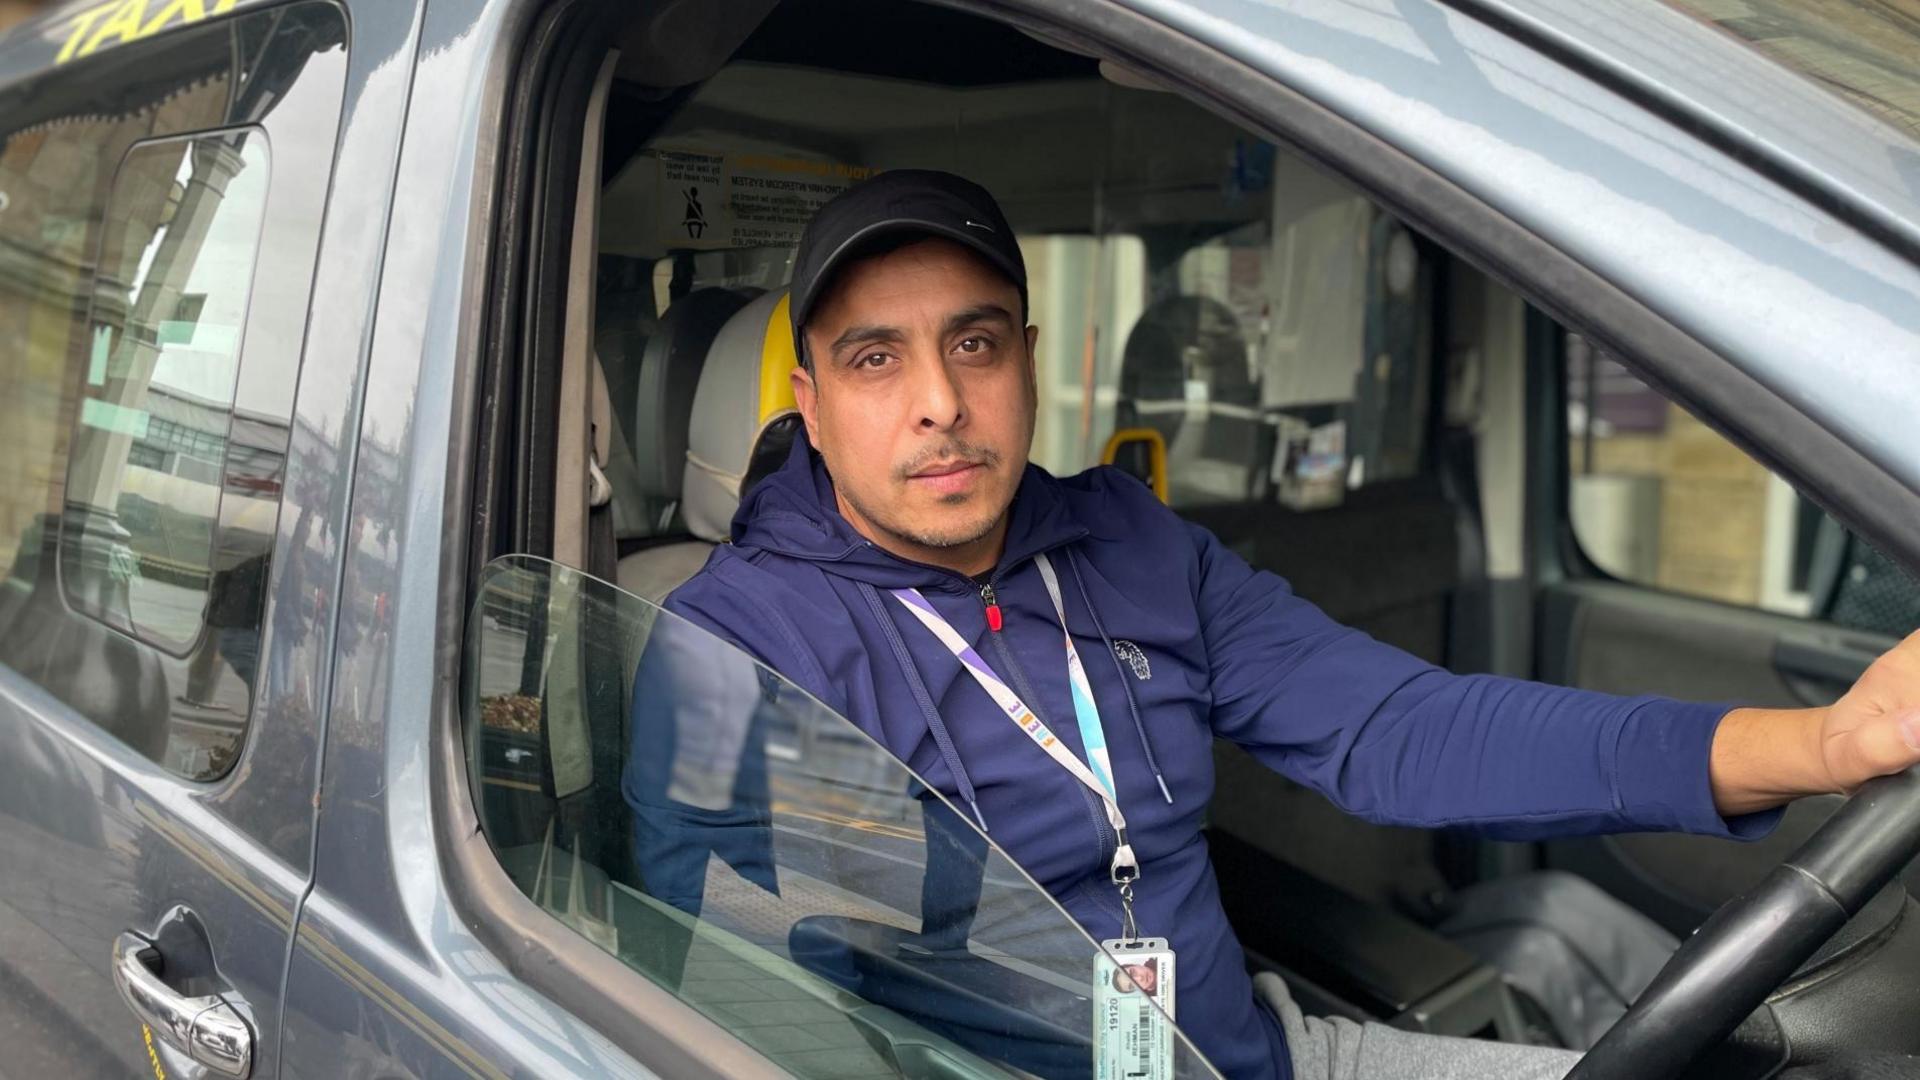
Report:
890,553,1144,934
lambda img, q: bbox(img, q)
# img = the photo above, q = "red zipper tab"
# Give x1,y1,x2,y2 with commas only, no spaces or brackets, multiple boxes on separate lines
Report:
980,583,1003,632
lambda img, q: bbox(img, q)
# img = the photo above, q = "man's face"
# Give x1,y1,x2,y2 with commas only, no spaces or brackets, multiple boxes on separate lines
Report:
1119,962,1157,995
794,236,1037,569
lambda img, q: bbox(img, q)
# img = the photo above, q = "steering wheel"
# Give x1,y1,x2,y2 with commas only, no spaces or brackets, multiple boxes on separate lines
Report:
1568,767,1920,1079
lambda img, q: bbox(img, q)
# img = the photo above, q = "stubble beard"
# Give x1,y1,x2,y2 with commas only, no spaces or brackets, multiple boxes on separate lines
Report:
841,479,1008,552
849,439,1010,550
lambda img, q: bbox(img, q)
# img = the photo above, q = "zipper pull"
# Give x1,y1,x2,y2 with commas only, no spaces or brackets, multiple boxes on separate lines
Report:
979,582,1003,632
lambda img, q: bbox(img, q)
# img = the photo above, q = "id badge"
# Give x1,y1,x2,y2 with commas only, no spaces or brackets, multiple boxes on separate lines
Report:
1095,938,1176,1080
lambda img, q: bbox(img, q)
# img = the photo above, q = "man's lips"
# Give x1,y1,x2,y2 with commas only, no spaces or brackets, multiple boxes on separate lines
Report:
910,460,983,479
907,460,986,493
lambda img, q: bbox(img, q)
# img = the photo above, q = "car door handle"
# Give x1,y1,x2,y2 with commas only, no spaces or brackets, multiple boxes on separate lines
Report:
112,932,253,1079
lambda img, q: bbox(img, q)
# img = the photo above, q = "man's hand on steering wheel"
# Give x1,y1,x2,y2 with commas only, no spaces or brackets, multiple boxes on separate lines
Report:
1821,628,1920,790
1575,631,1920,1080
1710,629,1920,817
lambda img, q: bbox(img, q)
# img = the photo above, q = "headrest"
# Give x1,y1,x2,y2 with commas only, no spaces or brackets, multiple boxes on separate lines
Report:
628,287,758,500
682,291,802,542
1118,294,1253,444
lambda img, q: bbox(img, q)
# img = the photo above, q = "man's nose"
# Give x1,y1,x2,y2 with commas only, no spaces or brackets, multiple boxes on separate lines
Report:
913,356,964,432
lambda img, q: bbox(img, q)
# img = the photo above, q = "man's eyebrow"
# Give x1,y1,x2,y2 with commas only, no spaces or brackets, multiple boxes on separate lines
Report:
828,323,905,356
825,305,1015,357
943,304,1016,335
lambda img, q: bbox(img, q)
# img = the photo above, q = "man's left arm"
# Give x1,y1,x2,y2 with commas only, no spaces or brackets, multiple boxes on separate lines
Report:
1188,520,1920,836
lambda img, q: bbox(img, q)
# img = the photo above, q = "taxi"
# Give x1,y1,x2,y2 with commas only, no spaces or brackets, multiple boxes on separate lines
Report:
0,1,1916,1078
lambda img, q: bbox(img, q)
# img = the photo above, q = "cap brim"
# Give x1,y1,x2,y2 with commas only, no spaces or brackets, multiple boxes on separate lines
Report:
791,217,1026,356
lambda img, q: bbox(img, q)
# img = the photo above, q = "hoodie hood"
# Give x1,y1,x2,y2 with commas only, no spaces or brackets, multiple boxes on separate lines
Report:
729,429,1088,589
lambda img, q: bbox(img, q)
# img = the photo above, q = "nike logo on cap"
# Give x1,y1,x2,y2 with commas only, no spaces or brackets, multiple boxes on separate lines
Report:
964,219,995,233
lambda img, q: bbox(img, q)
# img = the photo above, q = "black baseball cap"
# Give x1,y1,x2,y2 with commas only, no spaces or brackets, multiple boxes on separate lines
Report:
789,169,1027,365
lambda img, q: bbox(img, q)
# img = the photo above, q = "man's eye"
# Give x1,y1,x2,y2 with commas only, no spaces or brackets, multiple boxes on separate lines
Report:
955,336,991,355
852,351,892,369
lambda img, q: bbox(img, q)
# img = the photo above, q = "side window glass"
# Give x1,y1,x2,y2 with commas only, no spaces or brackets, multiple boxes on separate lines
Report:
1565,336,1920,634
61,134,270,654
465,556,1220,1079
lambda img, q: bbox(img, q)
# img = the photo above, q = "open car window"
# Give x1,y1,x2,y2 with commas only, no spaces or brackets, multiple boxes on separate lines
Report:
464,555,1222,1079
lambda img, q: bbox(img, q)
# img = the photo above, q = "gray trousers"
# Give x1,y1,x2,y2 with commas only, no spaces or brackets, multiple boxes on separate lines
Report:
1256,973,1583,1080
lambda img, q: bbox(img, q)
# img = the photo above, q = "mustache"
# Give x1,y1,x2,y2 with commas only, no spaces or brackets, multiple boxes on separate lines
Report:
895,441,1002,481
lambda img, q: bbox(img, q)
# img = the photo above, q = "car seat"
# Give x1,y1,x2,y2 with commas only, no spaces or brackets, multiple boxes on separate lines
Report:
603,286,754,598
1436,870,1679,1049
626,287,759,523
615,289,803,602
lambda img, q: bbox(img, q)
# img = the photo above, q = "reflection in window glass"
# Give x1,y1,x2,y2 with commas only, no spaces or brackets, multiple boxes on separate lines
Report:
62,134,269,656
1658,0,1920,144
466,556,1220,1080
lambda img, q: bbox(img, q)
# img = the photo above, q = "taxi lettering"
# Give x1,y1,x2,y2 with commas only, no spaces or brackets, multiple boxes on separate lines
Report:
56,0,239,65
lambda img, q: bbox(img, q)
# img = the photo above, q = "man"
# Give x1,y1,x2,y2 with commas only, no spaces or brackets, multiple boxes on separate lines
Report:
655,170,1920,1079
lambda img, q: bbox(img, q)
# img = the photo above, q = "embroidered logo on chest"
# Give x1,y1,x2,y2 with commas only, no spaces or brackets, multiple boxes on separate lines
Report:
1113,640,1151,681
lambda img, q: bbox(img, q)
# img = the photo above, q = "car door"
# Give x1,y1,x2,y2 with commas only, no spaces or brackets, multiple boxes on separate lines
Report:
1536,336,1920,932
0,5,349,1075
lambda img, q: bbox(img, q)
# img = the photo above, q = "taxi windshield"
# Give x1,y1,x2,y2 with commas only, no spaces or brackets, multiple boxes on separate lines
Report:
1659,0,1920,142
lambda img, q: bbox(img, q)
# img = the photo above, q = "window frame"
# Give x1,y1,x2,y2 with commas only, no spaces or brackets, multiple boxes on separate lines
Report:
429,0,1920,1073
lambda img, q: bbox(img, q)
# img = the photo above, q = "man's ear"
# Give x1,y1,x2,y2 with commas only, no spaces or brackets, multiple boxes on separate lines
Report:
792,364,821,449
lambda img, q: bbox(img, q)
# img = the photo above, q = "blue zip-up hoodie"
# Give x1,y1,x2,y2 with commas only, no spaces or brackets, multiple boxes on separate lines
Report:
649,434,1777,1079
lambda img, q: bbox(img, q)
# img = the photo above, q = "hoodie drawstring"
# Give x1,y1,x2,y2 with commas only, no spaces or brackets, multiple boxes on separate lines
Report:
1065,547,1174,805
856,580,991,833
